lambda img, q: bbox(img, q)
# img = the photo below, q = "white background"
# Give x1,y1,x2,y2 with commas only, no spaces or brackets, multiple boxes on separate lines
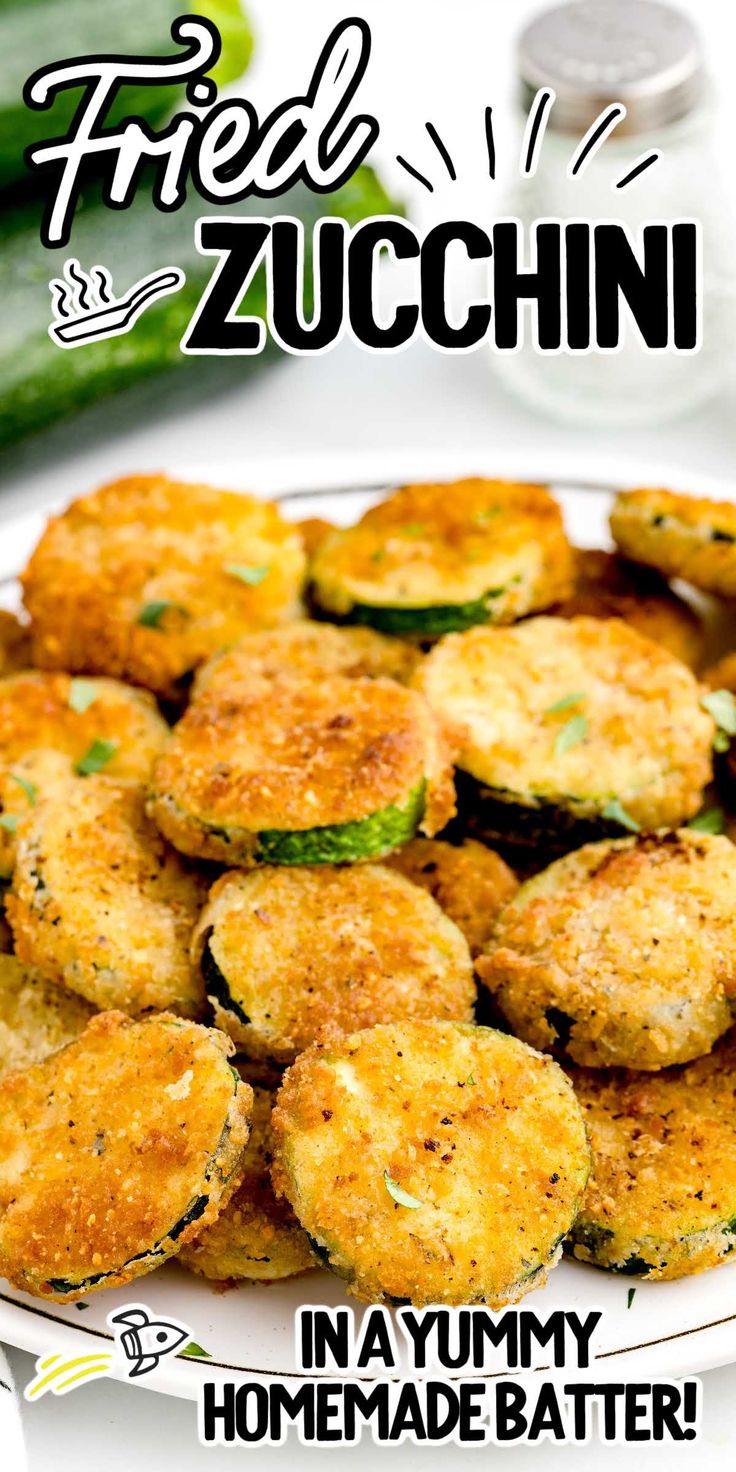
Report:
5,0,736,1466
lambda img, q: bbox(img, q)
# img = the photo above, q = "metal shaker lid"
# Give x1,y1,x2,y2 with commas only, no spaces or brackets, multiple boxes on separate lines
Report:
518,0,705,135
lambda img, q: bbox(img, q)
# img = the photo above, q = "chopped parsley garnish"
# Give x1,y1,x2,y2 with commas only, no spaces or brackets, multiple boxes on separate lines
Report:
627,1288,636,1310
9,773,37,805
545,692,586,715
688,807,725,835
383,1169,423,1209
223,563,270,586
601,799,640,833
0,815,17,833
137,600,185,628
554,714,588,756
180,1341,211,1359
701,689,736,749
68,678,98,714
75,739,117,776
465,1073,476,1086
400,523,427,538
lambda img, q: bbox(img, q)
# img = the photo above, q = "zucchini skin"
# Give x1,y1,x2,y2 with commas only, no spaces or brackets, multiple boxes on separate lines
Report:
565,1220,736,1279
253,781,427,864
449,771,630,866
0,167,397,449
341,591,506,638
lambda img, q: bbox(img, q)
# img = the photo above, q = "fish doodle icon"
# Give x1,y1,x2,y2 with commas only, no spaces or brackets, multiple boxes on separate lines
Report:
110,1305,191,1378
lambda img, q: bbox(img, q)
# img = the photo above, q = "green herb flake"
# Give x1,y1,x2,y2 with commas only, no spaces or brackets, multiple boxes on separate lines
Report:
383,1169,424,1209
400,523,427,538
223,563,270,587
702,689,736,739
474,507,501,525
627,1287,636,1309
545,692,586,715
714,729,731,754
180,1341,211,1359
0,815,17,833
68,679,99,714
370,549,387,564
137,600,184,628
465,1073,476,1086
9,773,37,806
688,807,726,835
75,1302,90,1311
75,739,117,777
554,714,588,756
601,799,640,833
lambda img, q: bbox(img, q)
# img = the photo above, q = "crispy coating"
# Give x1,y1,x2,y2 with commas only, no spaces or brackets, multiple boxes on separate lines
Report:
192,620,420,700
386,838,518,957
295,517,335,559
180,1085,315,1281
478,831,736,1070
192,865,475,1060
22,475,306,700
552,549,704,669
414,616,713,830
704,652,736,691
149,674,455,865
610,488,736,598
272,1020,589,1307
310,479,574,626
0,612,31,677
0,955,94,1080
569,1031,736,1278
7,777,208,1017
0,1011,251,1301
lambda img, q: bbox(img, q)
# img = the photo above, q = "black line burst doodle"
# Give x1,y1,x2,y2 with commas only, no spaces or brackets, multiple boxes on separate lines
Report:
615,150,661,190
520,87,555,177
395,155,434,193
425,121,456,181
484,106,496,180
568,103,626,176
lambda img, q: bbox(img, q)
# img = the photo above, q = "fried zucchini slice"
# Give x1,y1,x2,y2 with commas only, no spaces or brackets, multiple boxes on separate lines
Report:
149,674,455,866
310,479,574,636
192,620,419,700
552,549,704,669
22,475,306,700
295,517,336,560
568,1032,736,1278
272,1020,589,1306
7,777,208,1017
0,1011,251,1301
0,612,31,678
180,1085,315,1281
192,865,475,1060
611,487,736,598
414,616,713,833
385,838,518,957
0,954,94,1080
478,831,736,1070
0,671,170,879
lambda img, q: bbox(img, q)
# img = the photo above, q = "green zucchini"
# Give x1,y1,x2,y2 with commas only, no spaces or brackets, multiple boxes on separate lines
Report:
345,592,506,638
0,0,253,191
253,781,427,864
0,165,398,450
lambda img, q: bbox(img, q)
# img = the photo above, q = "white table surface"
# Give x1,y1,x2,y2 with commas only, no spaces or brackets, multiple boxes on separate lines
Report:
4,0,736,1465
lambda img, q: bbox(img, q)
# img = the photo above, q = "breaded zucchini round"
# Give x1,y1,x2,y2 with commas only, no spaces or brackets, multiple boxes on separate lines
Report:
0,612,31,677
192,865,475,1060
0,1011,251,1301
272,1020,589,1306
149,674,455,866
0,954,94,1081
7,777,208,1017
192,620,419,701
180,1085,315,1281
414,617,713,835
386,838,518,957
22,475,306,700
310,479,574,636
478,831,736,1070
552,549,704,669
611,487,736,598
568,1032,736,1278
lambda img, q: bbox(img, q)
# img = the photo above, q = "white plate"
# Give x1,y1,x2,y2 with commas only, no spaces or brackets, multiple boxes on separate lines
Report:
1,453,736,1402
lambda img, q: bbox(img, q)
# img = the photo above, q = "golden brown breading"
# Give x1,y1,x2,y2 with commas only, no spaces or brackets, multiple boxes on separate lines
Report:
704,652,736,691
22,475,306,700
192,620,420,700
552,549,704,669
7,777,208,1016
568,1031,736,1278
180,1085,315,1281
0,1011,251,1301
0,954,94,1080
192,865,475,1060
310,479,574,631
478,831,736,1070
149,674,455,866
414,616,713,831
295,517,335,560
0,612,31,677
385,838,518,957
610,487,736,598
272,1020,590,1307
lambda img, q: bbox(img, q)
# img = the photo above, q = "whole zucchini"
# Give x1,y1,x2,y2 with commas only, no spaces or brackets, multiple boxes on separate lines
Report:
0,0,253,191
0,167,398,450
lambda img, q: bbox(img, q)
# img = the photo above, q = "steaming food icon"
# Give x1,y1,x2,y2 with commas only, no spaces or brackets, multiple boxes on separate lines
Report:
110,1306,191,1377
48,257,184,349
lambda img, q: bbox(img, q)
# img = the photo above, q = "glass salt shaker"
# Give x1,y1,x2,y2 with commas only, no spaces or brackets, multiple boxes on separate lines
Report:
496,0,733,426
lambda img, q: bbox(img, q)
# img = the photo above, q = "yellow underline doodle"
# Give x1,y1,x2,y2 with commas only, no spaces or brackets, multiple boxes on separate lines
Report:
25,1352,113,1400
